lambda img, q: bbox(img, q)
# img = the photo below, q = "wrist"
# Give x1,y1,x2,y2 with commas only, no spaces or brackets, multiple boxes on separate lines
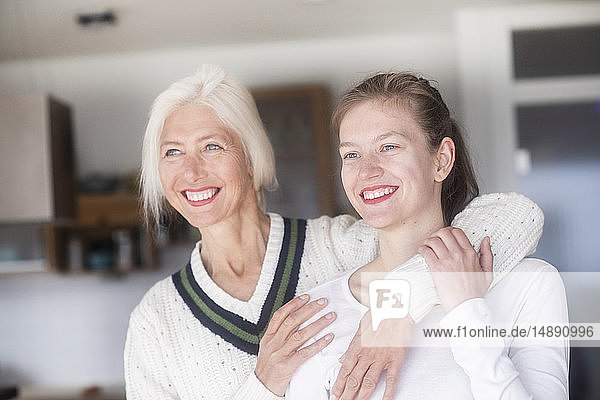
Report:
247,371,286,399
254,370,286,397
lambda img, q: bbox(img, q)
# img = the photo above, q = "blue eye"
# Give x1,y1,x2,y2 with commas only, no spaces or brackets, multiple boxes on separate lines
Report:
382,144,397,151
343,152,359,159
164,149,181,157
206,143,223,151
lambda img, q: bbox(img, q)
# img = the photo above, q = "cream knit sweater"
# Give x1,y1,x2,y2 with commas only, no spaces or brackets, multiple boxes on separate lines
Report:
124,193,543,400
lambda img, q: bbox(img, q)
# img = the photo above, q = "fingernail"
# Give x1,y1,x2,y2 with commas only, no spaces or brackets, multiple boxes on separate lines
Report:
325,311,336,320
317,297,327,305
325,333,334,341
299,294,309,301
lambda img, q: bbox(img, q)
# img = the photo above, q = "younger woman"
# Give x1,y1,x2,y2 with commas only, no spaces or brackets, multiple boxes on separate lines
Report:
287,73,568,400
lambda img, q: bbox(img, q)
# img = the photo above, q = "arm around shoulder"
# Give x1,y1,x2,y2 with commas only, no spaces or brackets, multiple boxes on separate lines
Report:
452,192,544,286
387,192,545,324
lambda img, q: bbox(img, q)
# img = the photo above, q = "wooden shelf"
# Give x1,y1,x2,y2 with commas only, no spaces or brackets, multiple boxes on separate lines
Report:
77,193,141,227
45,193,156,273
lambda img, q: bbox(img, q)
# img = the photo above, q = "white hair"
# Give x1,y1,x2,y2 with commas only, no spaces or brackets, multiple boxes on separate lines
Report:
141,64,277,227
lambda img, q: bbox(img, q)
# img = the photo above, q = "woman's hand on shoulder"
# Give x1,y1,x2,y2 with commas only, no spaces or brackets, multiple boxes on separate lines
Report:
418,227,493,314
255,294,336,396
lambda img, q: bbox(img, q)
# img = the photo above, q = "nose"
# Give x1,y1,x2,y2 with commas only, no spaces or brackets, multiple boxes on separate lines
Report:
358,154,384,180
183,153,208,181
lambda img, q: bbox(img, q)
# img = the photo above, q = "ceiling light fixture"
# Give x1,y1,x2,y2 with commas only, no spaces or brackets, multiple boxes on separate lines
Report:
76,10,117,27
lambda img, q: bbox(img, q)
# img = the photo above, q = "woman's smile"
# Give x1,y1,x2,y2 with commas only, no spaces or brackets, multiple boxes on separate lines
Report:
360,185,399,204
182,187,221,206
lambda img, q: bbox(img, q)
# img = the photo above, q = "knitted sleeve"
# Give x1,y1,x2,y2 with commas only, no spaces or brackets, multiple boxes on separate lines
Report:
387,192,543,323
302,214,379,288
124,304,179,400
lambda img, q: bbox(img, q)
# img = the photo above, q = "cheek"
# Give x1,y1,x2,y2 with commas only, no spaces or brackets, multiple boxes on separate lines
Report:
158,162,183,199
407,156,438,193
158,164,171,188
225,152,253,187
341,165,365,211
340,164,354,194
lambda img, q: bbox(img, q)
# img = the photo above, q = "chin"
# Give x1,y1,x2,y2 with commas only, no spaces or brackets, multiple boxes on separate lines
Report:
176,210,219,229
357,210,397,230
364,218,395,230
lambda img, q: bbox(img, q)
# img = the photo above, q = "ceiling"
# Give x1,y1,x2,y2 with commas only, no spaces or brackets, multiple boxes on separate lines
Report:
0,0,572,62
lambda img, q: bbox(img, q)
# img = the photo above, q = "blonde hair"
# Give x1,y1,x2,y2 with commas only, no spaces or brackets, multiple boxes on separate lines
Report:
141,64,277,227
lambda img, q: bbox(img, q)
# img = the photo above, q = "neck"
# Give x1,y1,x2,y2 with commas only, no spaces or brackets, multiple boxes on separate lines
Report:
377,200,446,273
198,205,270,278
348,198,446,306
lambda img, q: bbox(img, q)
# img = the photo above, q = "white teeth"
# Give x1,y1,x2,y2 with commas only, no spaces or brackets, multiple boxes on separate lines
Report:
185,188,218,202
362,187,396,200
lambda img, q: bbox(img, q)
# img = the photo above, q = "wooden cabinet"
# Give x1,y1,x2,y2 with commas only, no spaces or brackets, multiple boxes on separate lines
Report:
45,193,155,273
0,94,76,223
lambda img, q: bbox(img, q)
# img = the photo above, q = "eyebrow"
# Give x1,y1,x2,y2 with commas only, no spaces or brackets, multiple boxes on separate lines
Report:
160,140,182,148
338,130,409,149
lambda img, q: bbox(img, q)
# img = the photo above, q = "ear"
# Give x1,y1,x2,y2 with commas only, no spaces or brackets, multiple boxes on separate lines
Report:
434,137,455,182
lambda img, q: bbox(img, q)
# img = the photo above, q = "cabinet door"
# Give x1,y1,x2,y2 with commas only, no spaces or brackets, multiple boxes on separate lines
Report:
0,94,75,222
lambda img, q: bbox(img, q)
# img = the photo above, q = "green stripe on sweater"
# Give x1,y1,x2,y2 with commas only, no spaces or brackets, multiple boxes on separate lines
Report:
180,218,299,344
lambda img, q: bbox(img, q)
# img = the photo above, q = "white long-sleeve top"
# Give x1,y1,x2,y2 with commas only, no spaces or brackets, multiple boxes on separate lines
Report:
287,259,569,400
125,193,544,400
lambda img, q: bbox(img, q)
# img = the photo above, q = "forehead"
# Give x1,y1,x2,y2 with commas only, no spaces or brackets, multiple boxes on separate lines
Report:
339,100,423,143
161,103,234,142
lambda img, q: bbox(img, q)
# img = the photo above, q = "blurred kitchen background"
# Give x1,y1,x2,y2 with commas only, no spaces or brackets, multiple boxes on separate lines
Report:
0,0,599,399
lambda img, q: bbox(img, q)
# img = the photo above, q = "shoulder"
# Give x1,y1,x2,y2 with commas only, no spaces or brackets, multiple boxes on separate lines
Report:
513,257,559,274
129,273,179,330
512,258,563,283
495,257,566,300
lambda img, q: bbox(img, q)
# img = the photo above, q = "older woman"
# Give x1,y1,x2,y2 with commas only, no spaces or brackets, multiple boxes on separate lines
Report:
287,72,568,399
124,65,543,399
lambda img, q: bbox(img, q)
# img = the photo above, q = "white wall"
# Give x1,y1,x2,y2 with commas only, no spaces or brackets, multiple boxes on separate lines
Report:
0,246,189,387
0,33,458,176
0,32,459,387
